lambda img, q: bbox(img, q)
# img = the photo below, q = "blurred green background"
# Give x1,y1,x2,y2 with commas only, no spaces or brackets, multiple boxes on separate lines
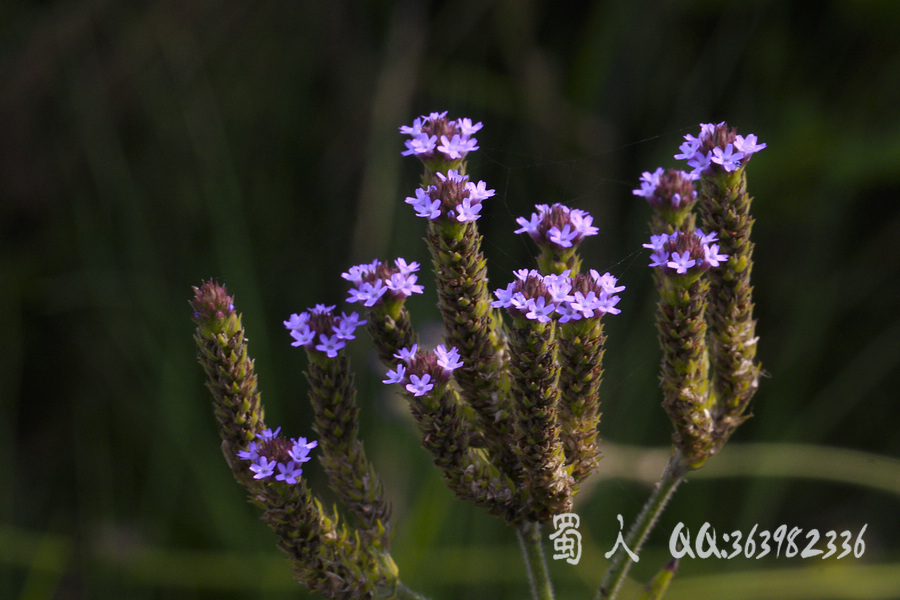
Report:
2,0,899,598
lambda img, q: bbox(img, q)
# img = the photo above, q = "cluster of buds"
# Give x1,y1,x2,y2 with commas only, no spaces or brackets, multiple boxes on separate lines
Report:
342,258,424,307
400,111,482,172
191,282,397,599
283,304,367,358
383,344,463,396
645,230,728,276
404,169,495,223
639,121,765,468
675,121,767,177
514,202,599,273
237,427,318,484
191,112,765,599
492,268,623,323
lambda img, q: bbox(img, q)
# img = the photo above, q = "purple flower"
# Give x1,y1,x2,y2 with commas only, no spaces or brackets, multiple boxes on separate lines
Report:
687,151,712,176
289,438,317,463
667,251,697,274
634,168,698,211
704,243,729,267
513,203,599,250
332,312,367,339
674,139,701,161
383,363,407,384
591,270,626,294
434,345,463,373
709,144,744,172
456,117,482,136
249,456,276,479
283,313,309,330
643,233,670,252
455,197,482,222
259,427,282,441
275,460,304,484
569,290,602,318
398,117,423,136
525,297,556,323
594,293,622,315
514,213,541,236
385,272,424,296
412,169,492,223
342,260,380,283
677,122,765,175
465,180,495,202
569,210,599,237
696,229,718,245
633,167,665,197
734,133,767,155
315,333,345,358
548,224,578,248
556,301,583,323
402,133,438,157
491,282,517,308
310,304,335,314
646,229,727,275
289,325,316,347
237,441,259,461
394,345,418,363
437,134,478,159
649,251,669,268
399,112,482,161
543,272,573,303
357,280,389,307
344,257,424,307
405,188,442,220
406,373,434,397
394,258,420,275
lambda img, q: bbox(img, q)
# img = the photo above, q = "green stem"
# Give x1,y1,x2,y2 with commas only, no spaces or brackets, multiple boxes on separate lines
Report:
517,520,555,600
596,451,689,600
396,581,431,600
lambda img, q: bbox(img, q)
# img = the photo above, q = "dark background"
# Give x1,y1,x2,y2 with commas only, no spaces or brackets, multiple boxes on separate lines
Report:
2,1,898,598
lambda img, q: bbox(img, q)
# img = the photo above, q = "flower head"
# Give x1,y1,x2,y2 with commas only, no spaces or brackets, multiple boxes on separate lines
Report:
240,428,317,485
343,257,424,307
406,373,434,397
399,112,482,163
382,344,463,397
514,203,599,250
492,269,624,322
284,305,367,356
633,167,698,212
675,122,766,177
645,230,729,275
405,170,494,223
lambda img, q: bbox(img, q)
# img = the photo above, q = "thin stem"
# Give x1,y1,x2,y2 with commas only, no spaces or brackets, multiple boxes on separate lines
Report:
396,581,431,600
516,520,555,600
596,451,689,600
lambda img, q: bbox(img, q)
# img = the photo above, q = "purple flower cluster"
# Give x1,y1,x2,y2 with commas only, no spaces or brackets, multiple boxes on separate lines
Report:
632,167,699,211
675,122,766,177
405,169,495,223
237,427,318,485
284,304,367,358
342,257,424,307
492,269,624,323
399,111,482,162
644,230,729,274
514,203,599,250
382,344,464,397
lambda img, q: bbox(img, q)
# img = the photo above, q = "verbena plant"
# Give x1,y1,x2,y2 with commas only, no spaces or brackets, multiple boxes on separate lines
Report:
190,113,764,600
